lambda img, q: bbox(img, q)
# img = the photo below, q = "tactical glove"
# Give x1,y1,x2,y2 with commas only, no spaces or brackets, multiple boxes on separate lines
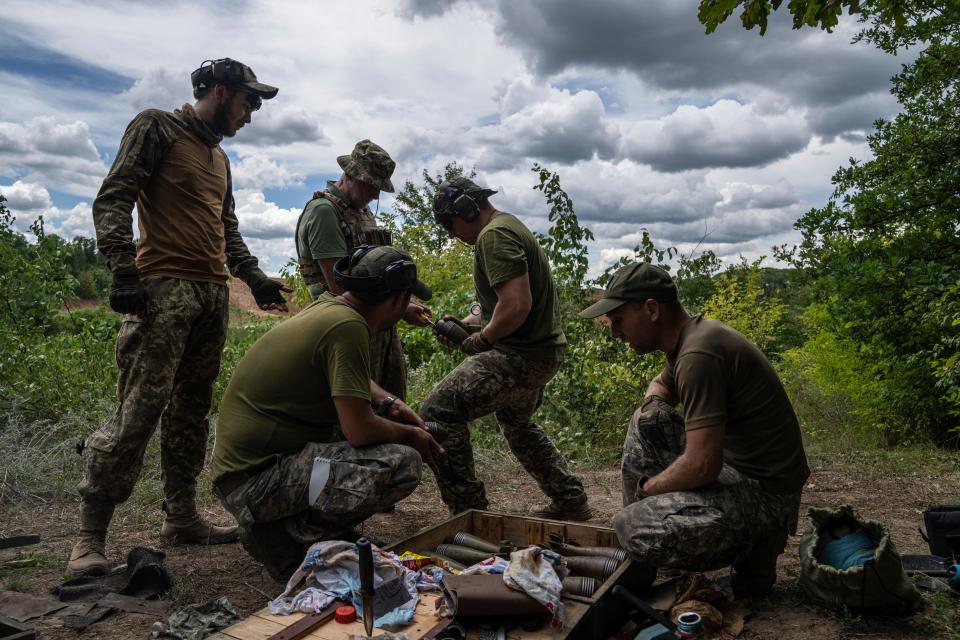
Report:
250,276,287,309
461,332,493,356
109,266,146,315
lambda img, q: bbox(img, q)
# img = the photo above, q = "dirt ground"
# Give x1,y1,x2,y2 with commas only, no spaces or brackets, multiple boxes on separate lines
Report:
2,448,958,639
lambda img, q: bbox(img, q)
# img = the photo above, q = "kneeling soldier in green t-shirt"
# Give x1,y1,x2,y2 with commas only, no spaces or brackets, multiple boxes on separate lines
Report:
211,246,441,580
580,262,810,597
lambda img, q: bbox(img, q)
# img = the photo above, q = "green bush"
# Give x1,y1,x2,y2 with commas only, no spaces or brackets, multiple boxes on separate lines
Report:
701,259,787,357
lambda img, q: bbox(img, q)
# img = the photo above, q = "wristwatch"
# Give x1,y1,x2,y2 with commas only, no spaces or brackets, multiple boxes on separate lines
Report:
376,395,397,417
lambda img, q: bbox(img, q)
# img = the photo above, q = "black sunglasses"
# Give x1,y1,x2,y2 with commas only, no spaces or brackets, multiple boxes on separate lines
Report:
236,90,262,112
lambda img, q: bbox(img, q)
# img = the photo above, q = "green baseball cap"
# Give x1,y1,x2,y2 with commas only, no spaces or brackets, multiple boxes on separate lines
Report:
337,139,396,193
579,262,678,318
339,245,432,301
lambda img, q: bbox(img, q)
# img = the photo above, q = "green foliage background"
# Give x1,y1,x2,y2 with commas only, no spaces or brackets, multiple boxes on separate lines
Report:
1,0,958,500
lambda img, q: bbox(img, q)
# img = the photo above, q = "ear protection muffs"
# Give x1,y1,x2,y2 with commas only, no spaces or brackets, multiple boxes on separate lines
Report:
434,182,481,224
191,58,245,91
333,245,417,294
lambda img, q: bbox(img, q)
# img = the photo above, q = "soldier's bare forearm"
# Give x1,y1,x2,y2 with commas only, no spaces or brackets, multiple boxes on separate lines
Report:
644,374,676,406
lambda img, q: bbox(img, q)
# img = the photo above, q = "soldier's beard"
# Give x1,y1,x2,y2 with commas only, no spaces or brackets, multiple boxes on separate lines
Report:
212,102,235,137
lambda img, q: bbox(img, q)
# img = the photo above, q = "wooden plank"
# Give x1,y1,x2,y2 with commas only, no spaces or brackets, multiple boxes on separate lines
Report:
218,613,287,639
525,519,544,546
593,529,620,549
474,512,504,546
251,609,307,626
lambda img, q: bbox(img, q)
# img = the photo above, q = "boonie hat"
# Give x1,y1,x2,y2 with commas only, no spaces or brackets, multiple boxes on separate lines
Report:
190,58,278,99
339,245,432,301
337,140,396,193
579,262,678,318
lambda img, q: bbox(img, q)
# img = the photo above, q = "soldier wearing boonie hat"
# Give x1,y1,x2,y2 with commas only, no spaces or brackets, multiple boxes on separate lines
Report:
211,244,441,580
69,57,286,577
295,140,432,402
582,261,809,598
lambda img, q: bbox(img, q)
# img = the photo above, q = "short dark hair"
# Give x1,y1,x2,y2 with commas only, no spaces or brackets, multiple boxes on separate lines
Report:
193,84,236,101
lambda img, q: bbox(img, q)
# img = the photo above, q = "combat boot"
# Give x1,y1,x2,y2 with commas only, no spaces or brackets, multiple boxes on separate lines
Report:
160,515,239,545
532,497,592,522
67,502,114,576
239,520,307,582
732,529,788,599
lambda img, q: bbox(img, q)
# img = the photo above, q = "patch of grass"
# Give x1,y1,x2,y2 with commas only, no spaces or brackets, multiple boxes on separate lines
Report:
915,591,960,638
1,571,31,592
0,551,59,591
0,414,91,505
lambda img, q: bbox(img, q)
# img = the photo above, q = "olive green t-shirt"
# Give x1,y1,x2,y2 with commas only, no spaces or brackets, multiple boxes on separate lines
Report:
211,294,371,483
296,182,350,299
661,315,810,494
296,182,350,261
474,213,566,361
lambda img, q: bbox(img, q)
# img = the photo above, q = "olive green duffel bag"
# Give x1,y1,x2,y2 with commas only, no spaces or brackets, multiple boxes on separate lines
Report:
798,504,922,612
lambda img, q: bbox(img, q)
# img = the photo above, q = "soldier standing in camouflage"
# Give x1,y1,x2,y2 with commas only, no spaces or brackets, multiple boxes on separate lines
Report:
422,177,590,520
68,58,290,576
580,262,810,597
211,246,441,580
295,140,430,400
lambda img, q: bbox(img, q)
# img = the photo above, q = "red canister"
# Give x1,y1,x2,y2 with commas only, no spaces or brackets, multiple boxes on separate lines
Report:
334,605,357,623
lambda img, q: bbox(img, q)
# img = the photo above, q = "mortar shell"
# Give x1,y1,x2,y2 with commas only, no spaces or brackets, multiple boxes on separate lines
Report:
557,544,627,563
420,551,466,572
435,544,496,565
561,575,599,597
564,555,619,581
449,532,500,553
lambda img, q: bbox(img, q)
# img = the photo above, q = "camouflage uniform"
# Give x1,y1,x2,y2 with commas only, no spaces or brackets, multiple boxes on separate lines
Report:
83,104,267,520
295,141,405,398
419,349,585,513
613,400,802,571
215,440,422,579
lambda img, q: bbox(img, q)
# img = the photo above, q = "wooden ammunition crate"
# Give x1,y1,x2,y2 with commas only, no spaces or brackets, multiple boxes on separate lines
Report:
213,510,650,640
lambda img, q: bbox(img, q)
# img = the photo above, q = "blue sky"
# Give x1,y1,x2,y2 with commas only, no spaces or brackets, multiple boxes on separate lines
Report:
0,0,905,275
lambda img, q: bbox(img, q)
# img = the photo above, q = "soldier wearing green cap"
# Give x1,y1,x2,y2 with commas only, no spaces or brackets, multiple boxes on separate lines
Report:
212,245,441,580
581,261,810,597
69,58,288,577
422,176,590,521
295,140,430,401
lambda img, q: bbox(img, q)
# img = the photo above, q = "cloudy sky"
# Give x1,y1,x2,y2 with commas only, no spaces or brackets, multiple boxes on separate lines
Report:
0,0,905,276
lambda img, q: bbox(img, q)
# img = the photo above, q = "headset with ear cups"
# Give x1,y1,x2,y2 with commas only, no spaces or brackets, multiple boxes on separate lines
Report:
332,245,418,294
434,182,481,225
190,58,245,90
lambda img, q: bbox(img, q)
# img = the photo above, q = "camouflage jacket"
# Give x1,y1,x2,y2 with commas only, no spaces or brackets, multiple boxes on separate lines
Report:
295,183,391,295
91,103,265,283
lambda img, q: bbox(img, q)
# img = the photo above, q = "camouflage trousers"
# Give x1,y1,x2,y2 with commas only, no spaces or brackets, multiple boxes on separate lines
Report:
79,276,228,518
370,326,406,401
614,402,802,571
420,349,586,513
214,441,421,578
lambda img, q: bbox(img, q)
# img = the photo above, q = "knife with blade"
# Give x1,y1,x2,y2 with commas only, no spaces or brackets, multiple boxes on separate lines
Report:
357,537,375,636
